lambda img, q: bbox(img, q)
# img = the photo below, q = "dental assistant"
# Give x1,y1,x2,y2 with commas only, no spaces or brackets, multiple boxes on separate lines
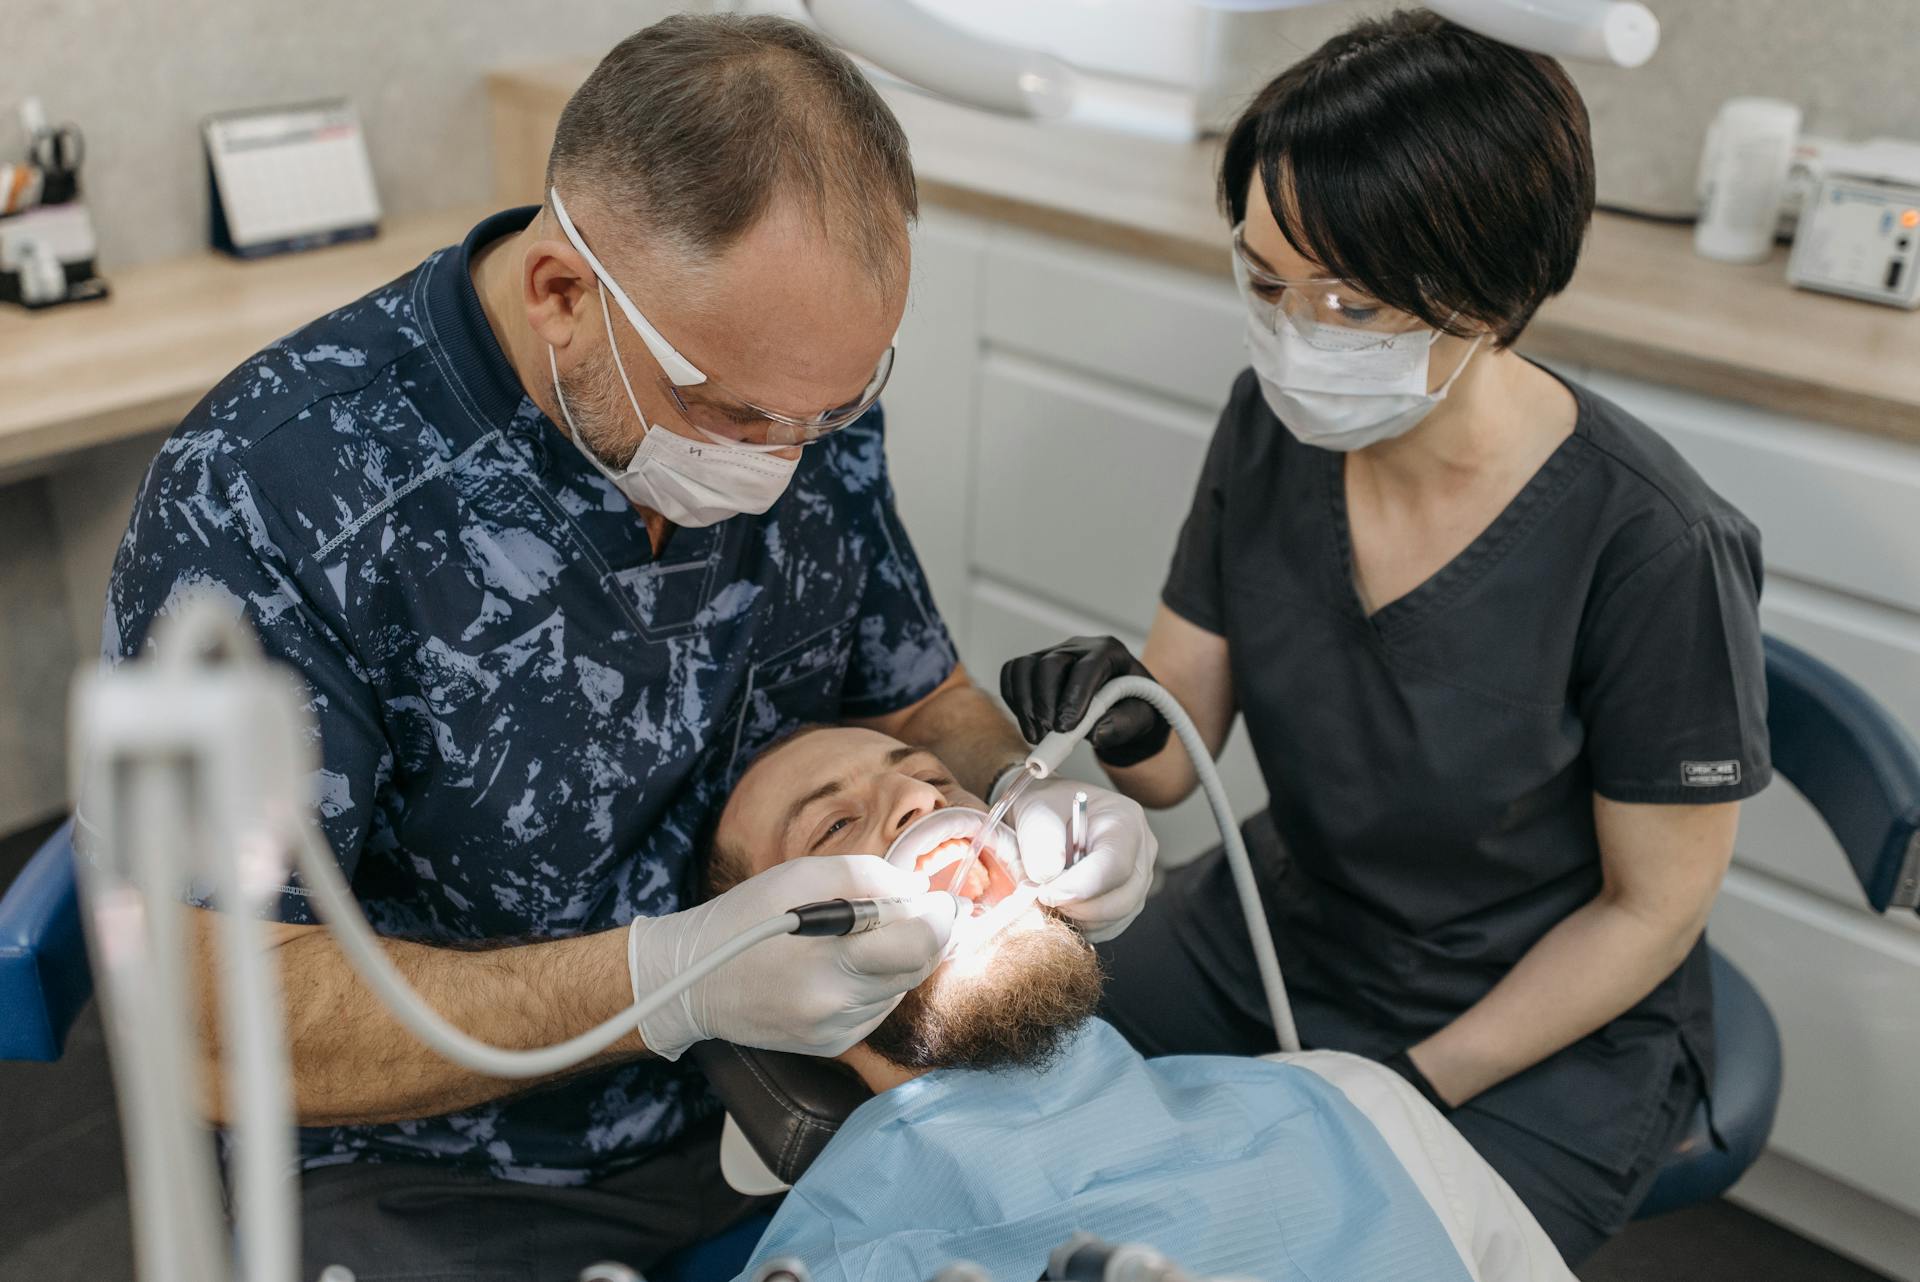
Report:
1003,12,1768,1264
98,16,1151,1282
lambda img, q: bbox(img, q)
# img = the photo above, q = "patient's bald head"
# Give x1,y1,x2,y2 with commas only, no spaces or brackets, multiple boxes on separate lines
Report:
709,726,1102,1077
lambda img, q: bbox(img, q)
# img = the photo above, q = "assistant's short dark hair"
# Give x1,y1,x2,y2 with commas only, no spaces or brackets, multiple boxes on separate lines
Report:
1220,8,1595,346
547,14,917,285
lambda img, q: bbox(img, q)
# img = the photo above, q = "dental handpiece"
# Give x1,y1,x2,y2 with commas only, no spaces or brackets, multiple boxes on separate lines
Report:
787,894,949,937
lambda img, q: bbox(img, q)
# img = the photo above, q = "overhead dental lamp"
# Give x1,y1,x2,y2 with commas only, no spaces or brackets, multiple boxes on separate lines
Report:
1205,0,1660,67
803,0,1658,130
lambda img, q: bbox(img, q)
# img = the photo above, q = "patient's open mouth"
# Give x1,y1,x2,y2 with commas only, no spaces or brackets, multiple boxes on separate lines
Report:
913,837,1018,915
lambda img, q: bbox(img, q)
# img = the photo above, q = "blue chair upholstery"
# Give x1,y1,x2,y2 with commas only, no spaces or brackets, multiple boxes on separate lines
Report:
0,820,88,1062
1763,636,1920,913
1632,951,1780,1218
1636,635,1920,1218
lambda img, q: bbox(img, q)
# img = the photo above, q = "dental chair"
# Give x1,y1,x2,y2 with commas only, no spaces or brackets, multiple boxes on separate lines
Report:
1632,635,1920,1217
5,635,1918,1270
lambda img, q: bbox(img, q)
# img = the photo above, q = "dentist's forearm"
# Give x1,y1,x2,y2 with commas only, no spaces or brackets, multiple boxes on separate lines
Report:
191,909,646,1126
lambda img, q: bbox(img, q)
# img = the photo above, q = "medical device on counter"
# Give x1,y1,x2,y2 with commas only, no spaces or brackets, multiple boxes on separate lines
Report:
71,594,1294,1280
0,96,109,309
1788,162,1920,309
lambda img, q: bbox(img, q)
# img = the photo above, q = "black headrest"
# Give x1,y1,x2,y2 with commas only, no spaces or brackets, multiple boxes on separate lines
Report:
689,1041,873,1184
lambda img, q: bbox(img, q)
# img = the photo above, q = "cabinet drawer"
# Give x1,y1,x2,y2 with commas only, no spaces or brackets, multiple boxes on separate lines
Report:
1711,869,1920,1218
981,227,1244,408
971,351,1213,634
965,579,1269,868
1582,371,1920,615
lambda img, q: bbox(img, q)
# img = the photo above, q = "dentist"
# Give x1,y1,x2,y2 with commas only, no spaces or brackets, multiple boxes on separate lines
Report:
1003,11,1768,1264
100,15,1151,1281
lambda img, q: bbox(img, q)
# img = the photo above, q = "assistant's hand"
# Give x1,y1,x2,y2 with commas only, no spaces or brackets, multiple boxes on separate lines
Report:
627,855,957,1060
1000,636,1171,767
1005,777,1158,942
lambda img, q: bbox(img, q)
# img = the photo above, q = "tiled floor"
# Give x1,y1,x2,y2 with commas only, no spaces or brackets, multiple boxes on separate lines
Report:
0,818,1895,1282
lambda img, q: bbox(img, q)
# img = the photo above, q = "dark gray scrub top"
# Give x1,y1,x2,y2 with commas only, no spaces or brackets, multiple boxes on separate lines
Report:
1162,366,1770,1175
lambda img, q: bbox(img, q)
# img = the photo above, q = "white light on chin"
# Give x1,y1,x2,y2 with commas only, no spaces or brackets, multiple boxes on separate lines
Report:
940,886,1045,976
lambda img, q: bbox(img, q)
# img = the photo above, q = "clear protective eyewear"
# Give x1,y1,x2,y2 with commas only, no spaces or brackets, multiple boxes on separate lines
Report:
550,187,895,447
1230,222,1433,354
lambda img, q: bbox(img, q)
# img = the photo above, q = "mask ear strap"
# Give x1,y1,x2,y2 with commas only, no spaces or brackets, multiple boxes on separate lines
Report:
599,288,654,435
550,344,628,481
548,346,583,441
1433,332,1486,398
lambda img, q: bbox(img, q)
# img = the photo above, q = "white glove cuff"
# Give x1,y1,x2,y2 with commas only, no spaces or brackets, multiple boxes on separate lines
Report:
628,913,693,1063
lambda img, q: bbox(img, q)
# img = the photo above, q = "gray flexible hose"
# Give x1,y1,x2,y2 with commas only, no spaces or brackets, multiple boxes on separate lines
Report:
1029,675,1300,1054
293,816,797,1079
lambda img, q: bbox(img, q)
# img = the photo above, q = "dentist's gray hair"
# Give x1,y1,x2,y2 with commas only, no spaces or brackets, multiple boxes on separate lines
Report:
545,13,917,290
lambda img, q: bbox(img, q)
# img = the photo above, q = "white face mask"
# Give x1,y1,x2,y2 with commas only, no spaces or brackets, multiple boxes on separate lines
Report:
549,291,798,528
1243,309,1484,453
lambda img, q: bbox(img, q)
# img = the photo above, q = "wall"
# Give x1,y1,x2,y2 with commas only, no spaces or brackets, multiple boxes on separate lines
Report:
3,0,704,270
1260,0,1920,216
0,0,703,832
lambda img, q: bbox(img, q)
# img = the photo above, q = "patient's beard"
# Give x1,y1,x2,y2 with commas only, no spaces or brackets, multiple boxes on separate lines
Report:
862,910,1102,1073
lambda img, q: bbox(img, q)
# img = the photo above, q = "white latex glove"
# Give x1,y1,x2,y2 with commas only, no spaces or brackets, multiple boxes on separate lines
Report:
628,855,957,1061
1004,777,1158,942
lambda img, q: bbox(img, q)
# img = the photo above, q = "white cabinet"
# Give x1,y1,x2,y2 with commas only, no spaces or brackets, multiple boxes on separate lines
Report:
891,208,1265,866
972,353,1215,634
885,208,1920,1238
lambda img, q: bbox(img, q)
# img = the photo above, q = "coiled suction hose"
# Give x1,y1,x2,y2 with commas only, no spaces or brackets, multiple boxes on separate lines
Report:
1023,676,1301,1054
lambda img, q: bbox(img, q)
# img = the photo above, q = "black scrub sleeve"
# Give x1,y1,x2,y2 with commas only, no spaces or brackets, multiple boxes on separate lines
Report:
1160,375,1251,636
1576,512,1772,804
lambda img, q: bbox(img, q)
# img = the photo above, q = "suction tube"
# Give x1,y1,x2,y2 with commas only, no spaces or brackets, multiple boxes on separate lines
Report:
1026,675,1301,1054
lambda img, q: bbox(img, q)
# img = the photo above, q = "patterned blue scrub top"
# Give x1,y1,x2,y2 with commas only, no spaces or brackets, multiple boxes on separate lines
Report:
100,208,960,1184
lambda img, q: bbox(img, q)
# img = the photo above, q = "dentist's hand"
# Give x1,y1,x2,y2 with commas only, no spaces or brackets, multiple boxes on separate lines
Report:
1002,777,1157,942
627,855,956,1060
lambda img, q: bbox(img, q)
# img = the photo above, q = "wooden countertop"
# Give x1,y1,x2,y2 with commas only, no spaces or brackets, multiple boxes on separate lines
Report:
492,61,1920,443
0,207,489,477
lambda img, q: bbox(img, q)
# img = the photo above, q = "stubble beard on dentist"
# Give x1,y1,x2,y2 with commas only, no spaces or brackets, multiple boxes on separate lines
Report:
557,349,649,476
862,907,1104,1074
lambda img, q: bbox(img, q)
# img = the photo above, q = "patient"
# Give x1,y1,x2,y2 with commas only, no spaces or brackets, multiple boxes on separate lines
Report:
711,727,1574,1282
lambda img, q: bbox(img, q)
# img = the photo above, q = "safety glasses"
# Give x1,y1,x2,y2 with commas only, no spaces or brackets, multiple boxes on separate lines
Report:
1230,223,1433,353
549,188,894,446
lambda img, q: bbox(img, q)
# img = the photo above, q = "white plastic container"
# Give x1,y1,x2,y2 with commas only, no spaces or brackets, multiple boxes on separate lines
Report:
1695,97,1804,264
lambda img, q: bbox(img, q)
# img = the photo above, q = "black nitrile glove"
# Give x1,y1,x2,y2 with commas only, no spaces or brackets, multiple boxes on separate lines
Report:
999,636,1172,768
1383,1049,1455,1114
